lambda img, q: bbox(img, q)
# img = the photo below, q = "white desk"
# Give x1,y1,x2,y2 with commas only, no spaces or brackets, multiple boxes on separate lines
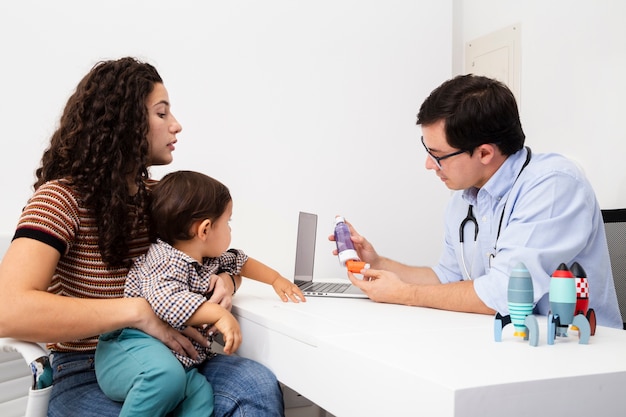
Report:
232,279,626,417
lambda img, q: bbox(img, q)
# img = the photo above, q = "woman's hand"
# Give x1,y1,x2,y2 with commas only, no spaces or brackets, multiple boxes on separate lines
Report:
134,299,206,360
203,272,239,336
206,273,234,311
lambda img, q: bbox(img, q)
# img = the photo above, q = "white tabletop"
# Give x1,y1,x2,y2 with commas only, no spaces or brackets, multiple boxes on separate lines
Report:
232,279,626,417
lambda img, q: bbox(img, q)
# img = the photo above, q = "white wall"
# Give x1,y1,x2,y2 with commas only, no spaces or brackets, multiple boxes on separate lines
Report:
3,1,623,280
0,1,453,277
454,0,626,210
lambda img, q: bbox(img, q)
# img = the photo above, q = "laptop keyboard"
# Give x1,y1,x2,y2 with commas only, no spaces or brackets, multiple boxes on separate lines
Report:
300,282,350,293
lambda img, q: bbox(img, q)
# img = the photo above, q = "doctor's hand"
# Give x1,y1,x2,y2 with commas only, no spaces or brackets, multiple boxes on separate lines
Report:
328,219,380,266
347,268,407,304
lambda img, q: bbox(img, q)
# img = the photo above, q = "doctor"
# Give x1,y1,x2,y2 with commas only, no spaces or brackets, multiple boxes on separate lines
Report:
334,74,622,329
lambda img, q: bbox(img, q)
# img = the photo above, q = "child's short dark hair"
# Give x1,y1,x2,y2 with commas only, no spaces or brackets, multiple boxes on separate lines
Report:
151,170,231,244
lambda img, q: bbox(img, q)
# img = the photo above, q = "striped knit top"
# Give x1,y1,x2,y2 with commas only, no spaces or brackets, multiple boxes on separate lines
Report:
14,179,151,352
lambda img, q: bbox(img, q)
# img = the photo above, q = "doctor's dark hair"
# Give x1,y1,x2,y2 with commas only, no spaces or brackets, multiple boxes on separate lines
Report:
34,57,163,267
151,171,232,244
416,74,525,156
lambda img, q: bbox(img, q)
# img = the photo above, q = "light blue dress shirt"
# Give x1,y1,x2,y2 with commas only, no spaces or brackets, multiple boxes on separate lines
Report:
432,147,622,328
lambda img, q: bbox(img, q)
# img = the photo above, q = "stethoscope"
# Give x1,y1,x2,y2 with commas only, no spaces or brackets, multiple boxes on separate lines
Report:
459,205,479,280
460,146,532,280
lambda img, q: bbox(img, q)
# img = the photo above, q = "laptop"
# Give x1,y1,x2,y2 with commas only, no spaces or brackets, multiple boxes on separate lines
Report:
294,211,368,298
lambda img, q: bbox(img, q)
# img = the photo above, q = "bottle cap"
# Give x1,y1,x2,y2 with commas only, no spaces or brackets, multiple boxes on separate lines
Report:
346,260,370,273
335,216,346,225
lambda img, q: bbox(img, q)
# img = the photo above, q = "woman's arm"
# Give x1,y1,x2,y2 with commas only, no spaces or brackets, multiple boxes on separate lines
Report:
0,238,198,357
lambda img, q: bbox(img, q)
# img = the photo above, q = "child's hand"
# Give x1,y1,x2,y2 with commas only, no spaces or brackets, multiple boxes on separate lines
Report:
272,276,306,303
213,312,241,355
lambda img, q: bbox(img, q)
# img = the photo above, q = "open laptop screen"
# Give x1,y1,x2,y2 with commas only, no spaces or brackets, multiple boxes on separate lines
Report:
294,212,317,282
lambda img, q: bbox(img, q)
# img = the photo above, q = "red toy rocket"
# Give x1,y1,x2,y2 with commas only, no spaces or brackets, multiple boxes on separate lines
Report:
570,262,596,336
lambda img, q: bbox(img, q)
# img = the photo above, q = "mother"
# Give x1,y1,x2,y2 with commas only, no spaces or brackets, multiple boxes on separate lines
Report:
0,57,284,416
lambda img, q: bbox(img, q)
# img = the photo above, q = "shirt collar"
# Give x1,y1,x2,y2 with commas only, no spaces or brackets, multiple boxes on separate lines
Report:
462,147,529,205
155,238,200,266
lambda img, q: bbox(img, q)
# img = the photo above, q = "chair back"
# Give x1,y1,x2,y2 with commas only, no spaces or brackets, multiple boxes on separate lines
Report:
602,208,626,329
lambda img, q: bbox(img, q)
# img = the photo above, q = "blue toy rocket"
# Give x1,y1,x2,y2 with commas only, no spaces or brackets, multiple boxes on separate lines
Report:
494,262,539,346
508,262,535,337
547,263,591,344
549,263,576,336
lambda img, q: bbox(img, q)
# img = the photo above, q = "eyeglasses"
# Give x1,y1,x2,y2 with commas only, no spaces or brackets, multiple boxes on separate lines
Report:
421,136,468,170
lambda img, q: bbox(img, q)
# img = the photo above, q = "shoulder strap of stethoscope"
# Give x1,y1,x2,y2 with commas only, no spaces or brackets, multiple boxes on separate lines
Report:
494,146,532,241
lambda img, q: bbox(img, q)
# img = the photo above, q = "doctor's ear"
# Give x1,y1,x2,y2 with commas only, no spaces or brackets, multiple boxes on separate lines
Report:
477,143,498,163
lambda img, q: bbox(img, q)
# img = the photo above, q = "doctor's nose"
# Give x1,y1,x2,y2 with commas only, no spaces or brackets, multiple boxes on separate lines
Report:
425,155,439,171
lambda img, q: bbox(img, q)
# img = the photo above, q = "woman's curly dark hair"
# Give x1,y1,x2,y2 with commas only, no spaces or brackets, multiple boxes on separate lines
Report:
34,57,163,268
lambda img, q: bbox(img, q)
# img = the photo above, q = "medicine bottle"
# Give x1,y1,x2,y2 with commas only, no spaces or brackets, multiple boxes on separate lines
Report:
334,216,369,273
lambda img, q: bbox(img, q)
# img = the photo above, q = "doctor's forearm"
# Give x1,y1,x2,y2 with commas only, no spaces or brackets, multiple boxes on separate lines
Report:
374,256,440,285
404,280,495,314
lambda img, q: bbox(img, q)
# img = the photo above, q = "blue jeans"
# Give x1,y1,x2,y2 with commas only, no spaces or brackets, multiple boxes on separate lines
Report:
95,329,213,417
49,348,284,416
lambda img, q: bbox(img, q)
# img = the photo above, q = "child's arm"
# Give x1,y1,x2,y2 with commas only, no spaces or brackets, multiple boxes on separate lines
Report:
185,302,241,354
241,257,306,303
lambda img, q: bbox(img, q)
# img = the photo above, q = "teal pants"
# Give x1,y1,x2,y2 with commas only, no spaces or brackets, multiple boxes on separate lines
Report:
95,328,213,417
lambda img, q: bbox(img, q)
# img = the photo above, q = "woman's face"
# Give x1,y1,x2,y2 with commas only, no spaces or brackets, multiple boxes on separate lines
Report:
146,83,182,166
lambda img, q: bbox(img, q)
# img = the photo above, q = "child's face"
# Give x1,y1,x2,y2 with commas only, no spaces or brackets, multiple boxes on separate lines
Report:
204,200,233,257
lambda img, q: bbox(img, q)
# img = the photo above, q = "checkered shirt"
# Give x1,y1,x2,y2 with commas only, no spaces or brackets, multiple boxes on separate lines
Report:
125,239,248,367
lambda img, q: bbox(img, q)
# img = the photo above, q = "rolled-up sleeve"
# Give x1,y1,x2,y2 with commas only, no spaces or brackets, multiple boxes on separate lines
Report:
214,248,248,276
432,152,603,317
473,168,596,315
